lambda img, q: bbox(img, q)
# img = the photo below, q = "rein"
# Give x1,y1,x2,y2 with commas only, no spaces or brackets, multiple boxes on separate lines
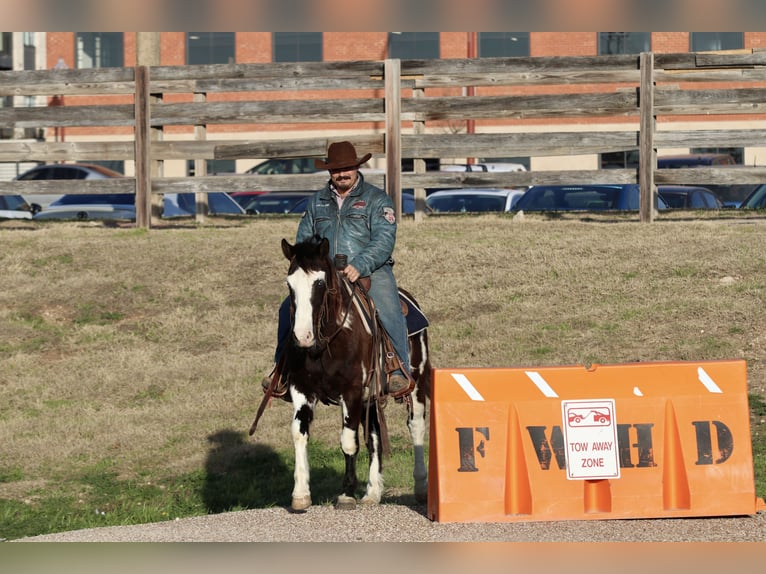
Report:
315,267,357,349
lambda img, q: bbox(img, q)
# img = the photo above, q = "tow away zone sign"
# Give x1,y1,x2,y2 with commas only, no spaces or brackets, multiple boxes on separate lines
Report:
561,398,620,480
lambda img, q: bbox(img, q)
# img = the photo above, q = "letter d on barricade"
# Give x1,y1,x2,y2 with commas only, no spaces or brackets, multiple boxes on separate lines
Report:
427,360,766,522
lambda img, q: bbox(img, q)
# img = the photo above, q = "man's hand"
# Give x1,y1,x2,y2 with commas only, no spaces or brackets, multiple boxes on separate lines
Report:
341,264,361,283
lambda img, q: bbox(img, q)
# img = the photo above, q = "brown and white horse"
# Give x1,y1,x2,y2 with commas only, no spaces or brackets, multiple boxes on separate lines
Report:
274,236,430,511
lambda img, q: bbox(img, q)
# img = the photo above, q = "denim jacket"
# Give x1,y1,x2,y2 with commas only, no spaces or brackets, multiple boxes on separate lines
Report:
296,173,397,277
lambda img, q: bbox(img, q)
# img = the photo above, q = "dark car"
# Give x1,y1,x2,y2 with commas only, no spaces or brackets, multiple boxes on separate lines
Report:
513,184,667,212
657,185,723,209
657,154,736,168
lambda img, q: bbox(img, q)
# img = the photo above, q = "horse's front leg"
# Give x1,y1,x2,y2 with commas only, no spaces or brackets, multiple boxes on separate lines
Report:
360,398,384,505
291,389,315,512
336,397,360,509
409,384,428,503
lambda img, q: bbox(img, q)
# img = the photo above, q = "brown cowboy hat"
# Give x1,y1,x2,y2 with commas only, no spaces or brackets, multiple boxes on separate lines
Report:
314,141,372,170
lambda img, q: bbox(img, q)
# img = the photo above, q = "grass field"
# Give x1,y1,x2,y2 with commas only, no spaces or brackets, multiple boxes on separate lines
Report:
1,212,765,540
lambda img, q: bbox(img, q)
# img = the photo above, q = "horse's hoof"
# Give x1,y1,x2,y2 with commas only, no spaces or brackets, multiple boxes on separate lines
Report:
360,494,380,506
291,495,312,512
335,495,357,510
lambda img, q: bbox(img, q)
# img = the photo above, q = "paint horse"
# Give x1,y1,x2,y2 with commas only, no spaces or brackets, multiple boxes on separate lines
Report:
252,236,431,511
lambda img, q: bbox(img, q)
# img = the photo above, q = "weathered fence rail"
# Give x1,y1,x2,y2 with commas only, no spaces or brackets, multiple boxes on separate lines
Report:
1,50,766,226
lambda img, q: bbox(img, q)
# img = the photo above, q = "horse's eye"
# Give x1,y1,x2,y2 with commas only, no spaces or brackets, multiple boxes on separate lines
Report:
315,279,326,289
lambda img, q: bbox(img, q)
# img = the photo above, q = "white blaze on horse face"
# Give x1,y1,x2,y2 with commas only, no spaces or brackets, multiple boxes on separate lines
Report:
288,268,326,348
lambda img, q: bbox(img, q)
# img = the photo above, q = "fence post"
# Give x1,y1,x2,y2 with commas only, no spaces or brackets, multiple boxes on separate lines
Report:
134,65,151,229
384,58,402,221
412,87,427,222
194,91,209,222
639,52,656,223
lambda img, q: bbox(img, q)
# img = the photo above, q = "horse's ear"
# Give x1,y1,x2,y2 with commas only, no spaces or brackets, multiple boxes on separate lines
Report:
281,238,294,260
319,237,330,259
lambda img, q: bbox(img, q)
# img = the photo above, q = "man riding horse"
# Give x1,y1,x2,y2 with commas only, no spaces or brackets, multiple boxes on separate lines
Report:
263,141,412,397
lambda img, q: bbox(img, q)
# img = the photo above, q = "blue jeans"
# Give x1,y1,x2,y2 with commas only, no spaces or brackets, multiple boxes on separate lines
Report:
275,264,410,374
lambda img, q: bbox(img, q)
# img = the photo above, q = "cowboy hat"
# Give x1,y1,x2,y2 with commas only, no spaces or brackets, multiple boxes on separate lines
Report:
314,141,372,170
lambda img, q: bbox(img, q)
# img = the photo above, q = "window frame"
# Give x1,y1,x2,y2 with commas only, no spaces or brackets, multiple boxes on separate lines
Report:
690,32,744,52
272,32,323,63
75,32,124,69
387,32,440,59
477,32,530,58
598,32,651,55
186,32,236,65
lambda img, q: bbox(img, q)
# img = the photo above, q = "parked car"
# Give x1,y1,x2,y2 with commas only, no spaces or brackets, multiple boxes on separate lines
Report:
242,191,315,214
34,192,245,221
657,154,736,168
14,162,125,209
657,185,723,209
440,162,527,173
14,163,124,181
513,184,667,212
163,193,246,217
229,191,267,207
425,188,523,213
245,158,320,175
33,193,136,221
738,184,766,209
0,194,41,219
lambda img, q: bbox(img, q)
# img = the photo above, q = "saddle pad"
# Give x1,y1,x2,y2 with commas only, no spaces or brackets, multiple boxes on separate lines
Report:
399,290,429,335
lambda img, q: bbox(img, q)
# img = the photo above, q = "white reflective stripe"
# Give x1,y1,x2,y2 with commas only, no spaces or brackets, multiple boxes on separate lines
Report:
525,371,559,398
698,367,723,394
451,373,485,401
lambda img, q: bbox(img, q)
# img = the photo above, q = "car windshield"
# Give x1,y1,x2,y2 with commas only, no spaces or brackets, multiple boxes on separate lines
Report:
741,184,766,208
51,194,135,206
1,195,31,210
426,194,508,213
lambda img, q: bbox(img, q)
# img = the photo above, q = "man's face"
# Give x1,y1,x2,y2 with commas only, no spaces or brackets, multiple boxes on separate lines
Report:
329,166,359,193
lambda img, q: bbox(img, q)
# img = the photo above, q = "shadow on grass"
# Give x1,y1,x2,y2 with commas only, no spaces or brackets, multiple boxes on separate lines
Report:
202,428,347,513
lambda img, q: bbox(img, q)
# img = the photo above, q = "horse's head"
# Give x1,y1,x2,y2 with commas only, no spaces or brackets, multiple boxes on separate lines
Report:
282,237,337,349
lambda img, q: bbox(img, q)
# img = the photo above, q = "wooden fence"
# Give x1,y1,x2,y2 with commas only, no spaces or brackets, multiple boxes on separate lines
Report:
3,50,766,226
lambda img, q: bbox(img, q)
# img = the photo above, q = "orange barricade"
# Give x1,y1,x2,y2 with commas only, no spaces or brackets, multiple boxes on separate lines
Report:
427,360,766,522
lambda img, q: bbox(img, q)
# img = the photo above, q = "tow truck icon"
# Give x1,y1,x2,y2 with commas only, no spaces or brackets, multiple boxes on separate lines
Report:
567,408,611,427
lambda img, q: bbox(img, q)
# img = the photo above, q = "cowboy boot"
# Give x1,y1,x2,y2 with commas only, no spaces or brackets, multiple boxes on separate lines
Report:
387,369,411,395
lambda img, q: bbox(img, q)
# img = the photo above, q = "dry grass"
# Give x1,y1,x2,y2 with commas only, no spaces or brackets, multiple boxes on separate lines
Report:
1,213,766,504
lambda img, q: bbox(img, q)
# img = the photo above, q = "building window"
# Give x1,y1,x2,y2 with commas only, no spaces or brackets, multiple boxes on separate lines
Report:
600,150,639,169
0,32,12,70
388,33,439,59
75,33,124,68
690,32,744,52
598,32,651,55
273,33,322,62
187,33,235,65
478,33,530,57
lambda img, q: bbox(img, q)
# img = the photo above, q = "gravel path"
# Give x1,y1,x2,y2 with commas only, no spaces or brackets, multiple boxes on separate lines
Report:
16,504,766,542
